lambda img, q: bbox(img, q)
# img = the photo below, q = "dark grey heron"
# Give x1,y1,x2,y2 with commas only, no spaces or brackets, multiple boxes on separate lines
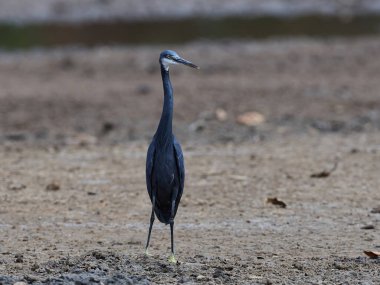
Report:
145,50,199,263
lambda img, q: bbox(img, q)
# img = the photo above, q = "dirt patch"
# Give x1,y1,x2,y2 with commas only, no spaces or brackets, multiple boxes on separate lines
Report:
1,135,380,283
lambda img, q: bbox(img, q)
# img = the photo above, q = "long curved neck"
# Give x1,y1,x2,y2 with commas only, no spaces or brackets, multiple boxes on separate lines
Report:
155,64,173,146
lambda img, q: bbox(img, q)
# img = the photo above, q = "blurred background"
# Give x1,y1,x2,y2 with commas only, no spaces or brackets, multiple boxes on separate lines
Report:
0,0,379,146
1,0,380,49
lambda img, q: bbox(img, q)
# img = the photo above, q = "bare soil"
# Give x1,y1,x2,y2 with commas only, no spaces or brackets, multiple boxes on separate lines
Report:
0,38,380,284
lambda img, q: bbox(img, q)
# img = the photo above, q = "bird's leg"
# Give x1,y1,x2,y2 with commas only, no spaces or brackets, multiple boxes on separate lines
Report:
168,220,176,263
145,196,155,256
168,191,177,263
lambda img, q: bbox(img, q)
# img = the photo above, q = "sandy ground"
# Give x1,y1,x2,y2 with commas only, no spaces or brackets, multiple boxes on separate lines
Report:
0,37,380,284
1,0,380,23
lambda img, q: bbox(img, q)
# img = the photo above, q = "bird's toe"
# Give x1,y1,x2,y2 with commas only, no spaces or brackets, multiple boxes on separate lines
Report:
144,249,152,257
168,253,177,264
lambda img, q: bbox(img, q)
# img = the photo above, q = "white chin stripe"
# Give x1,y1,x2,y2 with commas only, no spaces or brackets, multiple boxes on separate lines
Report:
162,58,177,70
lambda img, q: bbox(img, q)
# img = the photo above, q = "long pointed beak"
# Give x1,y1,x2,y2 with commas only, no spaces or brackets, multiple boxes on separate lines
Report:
173,57,200,69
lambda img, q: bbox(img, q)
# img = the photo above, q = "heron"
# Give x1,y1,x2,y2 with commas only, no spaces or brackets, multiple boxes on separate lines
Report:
145,50,199,263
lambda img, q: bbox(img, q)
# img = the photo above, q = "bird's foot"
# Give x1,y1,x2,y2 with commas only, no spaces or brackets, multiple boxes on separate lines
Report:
144,249,152,256
168,253,177,264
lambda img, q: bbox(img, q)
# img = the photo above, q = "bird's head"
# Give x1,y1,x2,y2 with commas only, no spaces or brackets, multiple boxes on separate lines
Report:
159,50,199,71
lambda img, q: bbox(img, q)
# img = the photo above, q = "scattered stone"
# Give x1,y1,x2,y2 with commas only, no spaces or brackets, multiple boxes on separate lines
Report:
266,197,287,208
8,183,26,191
213,268,225,278
311,120,345,132
370,206,380,214
92,250,107,260
46,182,60,191
15,254,23,263
101,121,115,135
363,250,380,259
215,108,228,121
236,111,265,126
24,275,39,283
293,262,303,270
127,240,142,245
333,262,346,270
4,133,27,141
361,225,375,230
31,263,39,271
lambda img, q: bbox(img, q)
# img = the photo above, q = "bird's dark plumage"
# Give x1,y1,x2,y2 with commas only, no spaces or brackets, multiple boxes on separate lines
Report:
146,136,184,223
145,50,198,263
